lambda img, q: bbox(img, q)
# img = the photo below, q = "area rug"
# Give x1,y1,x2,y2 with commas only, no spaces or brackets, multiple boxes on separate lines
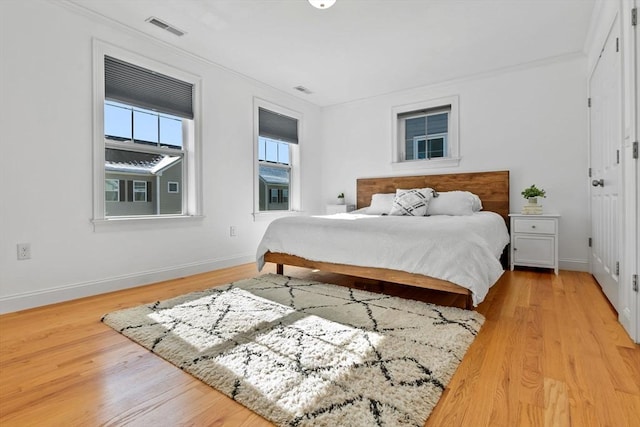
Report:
102,274,484,426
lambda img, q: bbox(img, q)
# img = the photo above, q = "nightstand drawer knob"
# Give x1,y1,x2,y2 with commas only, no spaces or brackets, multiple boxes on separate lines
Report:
531,225,536,229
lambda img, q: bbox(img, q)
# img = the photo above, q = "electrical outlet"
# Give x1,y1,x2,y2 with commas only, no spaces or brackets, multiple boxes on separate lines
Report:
17,243,31,260
230,226,237,237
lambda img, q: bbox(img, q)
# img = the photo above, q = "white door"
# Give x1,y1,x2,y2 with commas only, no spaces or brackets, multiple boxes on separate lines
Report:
589,16,622,312
620,0,639,343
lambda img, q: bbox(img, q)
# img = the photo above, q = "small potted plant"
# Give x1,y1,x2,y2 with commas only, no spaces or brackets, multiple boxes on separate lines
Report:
337,192,345,205
521,184,546,205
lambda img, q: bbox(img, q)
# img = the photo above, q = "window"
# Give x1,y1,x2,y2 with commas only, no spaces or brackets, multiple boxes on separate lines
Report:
133,181,148,202
392,96,459,169
168,182,179,193
258,136,291,211
105,179,120,201
403,111,448,160
255,101,301,213
104,101,183,149
93,41,201,223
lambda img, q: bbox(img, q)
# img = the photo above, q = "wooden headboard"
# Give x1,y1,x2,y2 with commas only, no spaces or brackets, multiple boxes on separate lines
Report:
356,170,510,224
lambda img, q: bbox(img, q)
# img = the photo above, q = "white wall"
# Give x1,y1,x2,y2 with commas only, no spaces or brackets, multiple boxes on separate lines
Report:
0,0,323,312
0,1,591,314
319,56,590,271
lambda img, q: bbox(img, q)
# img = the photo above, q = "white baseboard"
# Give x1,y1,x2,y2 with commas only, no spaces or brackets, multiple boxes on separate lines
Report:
559,258,590,272
0,254,254,314
0,255,593,314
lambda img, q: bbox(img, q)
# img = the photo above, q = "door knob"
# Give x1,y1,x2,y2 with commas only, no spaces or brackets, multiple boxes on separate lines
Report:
592,179,604,187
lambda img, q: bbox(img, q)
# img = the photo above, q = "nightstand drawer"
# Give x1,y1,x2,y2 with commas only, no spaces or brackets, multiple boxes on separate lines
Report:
513,218,556,234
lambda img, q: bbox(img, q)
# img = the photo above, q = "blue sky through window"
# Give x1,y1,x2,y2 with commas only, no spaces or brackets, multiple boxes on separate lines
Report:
104,103,131,139
258,137,289,165
104,101,182,148
160,116,182,147
133,110,158,142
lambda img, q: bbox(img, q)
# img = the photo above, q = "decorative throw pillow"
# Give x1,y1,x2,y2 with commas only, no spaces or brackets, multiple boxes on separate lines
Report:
366,193,396,215
389,188,433,216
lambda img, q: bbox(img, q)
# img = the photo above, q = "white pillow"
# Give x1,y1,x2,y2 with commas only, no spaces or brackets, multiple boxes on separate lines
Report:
472,194,483,212
389,188,433,216
366,193,395,215
427,191,476,216
349,207,371,214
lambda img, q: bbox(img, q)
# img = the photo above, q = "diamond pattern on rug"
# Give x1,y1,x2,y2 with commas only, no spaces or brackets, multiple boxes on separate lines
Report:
102,274,484,427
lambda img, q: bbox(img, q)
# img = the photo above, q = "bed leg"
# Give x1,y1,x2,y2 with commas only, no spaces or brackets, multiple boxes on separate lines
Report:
465,294,473,310
276,264,284,275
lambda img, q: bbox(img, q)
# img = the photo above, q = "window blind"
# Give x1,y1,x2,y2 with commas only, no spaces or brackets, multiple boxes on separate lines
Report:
397,105,450,120
105,56,194,119
259,108,299,144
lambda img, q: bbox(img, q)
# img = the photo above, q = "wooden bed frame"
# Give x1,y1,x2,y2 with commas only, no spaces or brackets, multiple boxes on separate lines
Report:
263,170,510,309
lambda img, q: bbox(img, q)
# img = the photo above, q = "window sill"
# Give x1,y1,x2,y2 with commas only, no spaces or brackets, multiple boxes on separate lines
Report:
91,214,205,231
391,157,461,171
252,210,305,222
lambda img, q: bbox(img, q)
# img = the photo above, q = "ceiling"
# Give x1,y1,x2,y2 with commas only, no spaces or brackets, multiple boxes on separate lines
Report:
67,0,595,106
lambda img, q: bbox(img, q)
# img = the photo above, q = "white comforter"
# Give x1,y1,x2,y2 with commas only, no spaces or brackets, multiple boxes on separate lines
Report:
256,211,510,306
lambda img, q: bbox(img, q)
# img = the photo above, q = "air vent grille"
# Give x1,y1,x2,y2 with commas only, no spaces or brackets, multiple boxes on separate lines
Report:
294,86,313,95
146,17,186,37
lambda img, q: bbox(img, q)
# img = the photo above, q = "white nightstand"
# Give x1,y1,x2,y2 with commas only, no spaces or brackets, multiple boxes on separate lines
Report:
326,204,355,214
509,213,560,274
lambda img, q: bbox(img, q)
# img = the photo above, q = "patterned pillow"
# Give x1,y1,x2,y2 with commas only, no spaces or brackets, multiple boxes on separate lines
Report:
389,188,433,216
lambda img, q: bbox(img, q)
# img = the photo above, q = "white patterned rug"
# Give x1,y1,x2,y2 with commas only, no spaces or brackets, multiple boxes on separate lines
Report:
102,274,484,426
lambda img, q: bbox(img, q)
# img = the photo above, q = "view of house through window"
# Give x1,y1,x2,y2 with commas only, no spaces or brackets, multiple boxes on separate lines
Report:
258,137,291,211
104,102,185,216
257,106,298,212
102,55,193,218
401,109,449,161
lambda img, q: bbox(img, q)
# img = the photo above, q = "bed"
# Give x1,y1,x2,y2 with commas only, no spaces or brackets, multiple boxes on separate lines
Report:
257,170,510,309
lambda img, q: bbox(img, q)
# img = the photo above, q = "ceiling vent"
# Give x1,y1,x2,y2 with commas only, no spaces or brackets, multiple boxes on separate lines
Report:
146,17,186,37
294,86,313,95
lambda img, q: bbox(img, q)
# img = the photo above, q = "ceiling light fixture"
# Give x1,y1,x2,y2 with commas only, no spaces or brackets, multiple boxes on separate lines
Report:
308,0,336,10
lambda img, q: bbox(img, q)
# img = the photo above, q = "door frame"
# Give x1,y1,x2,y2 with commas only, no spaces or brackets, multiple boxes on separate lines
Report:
621,0,639,342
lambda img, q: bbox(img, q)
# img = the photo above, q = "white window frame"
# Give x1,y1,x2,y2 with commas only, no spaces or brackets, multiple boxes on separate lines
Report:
270,188,279,203
133,180,147,202
391,95,460,170
167,181,179,193
253,98,302,218
105,179,120,201
91,40,203,227
412,133,448,159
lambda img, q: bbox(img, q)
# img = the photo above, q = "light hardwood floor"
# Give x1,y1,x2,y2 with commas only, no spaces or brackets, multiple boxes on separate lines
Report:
1,264,638,426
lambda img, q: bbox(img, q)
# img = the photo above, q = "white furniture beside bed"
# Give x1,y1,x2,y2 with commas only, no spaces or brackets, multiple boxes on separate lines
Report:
325,204,355,214
509,213,560,274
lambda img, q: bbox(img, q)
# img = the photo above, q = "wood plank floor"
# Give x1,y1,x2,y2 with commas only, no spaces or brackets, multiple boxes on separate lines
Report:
1,264,638,426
